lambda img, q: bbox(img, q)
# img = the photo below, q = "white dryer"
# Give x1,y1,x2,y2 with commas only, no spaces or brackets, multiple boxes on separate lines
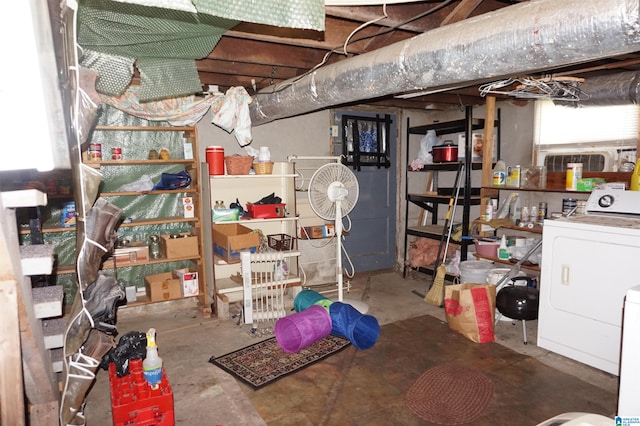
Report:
538,189,640,376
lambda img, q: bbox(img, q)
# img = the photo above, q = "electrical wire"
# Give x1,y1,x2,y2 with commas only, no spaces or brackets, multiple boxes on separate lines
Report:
479,76,590,101
342,3,389,56
266,0,455,94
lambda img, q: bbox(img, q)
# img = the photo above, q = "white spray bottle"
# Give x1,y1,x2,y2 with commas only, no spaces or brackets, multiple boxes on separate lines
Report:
143,328,163,390
498,235,509,260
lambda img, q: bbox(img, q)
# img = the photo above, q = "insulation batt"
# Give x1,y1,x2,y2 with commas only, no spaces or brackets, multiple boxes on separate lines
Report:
407,238,459,269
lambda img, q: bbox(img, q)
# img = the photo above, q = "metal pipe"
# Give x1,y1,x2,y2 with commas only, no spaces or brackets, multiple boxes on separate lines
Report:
250,0,640,125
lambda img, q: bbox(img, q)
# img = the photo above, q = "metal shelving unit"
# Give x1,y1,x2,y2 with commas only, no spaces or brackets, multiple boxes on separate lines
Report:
403,106,500,278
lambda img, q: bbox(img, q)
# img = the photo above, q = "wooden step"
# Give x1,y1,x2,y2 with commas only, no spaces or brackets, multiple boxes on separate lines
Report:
50,348,63,373
32,285,64,319
20,244,54,276
0,189,47,208
42,317,67,349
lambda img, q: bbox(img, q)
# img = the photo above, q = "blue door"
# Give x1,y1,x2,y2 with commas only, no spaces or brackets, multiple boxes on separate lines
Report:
334,111,397,272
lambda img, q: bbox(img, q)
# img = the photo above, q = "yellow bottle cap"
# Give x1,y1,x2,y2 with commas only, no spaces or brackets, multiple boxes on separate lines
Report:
146,328,157,348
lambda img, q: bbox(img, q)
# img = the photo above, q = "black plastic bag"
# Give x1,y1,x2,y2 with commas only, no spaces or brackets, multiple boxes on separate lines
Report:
100,331,147,376
254,192,282,204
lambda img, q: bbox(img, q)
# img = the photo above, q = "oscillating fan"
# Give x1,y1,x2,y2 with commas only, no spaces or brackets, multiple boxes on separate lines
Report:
308,163,367,312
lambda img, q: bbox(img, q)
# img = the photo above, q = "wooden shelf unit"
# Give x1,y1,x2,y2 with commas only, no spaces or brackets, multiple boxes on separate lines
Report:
88,123,209,315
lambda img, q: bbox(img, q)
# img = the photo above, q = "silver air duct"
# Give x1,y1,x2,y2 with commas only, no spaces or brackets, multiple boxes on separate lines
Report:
249,0,640,125
556,71,640,107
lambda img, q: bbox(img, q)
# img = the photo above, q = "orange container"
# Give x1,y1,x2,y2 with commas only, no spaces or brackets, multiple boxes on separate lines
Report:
206,146,224,175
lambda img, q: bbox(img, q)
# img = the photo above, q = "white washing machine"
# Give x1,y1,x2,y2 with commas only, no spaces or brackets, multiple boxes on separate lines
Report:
538,189,640,376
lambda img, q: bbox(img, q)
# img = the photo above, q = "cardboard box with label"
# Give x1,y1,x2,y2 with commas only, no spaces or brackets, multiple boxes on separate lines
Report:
174,269,199,297
61,201,76,228
212,223,260,264
160,234,199,259
182,197,195,218
113,243,149,266
302,225,335,239
144,272,182,302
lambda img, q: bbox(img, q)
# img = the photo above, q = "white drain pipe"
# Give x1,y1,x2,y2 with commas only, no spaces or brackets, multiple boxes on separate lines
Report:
250,0,640,125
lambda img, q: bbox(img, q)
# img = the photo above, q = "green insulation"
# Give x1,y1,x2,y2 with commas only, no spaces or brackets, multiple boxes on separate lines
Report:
194,0,325,31
21,105,198,304
77,0,325,99
77,0,237,99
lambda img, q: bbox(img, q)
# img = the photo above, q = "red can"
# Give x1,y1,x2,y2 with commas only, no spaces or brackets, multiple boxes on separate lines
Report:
112,147,122,160
89,143,102,161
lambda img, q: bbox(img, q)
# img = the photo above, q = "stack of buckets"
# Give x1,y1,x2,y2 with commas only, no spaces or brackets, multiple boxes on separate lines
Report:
274,289,380,353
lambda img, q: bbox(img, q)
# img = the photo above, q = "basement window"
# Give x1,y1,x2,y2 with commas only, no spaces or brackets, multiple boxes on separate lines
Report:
534,99,639,146
341,114,392,170
533,100,639,171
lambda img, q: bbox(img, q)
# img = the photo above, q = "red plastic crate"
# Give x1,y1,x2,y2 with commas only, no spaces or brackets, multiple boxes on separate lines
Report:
246,203,286,219
109,359,174,426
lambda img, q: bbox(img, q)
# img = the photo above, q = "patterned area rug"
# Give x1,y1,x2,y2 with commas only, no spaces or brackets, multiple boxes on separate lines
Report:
209,335,351,389
405,363,494,425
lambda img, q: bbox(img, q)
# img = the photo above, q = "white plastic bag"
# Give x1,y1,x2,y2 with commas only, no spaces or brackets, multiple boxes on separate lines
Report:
116,175,154,192
419,130,440,164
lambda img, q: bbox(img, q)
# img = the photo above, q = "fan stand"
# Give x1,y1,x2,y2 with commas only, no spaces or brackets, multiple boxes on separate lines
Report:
334,198,369,314
308,162,367,313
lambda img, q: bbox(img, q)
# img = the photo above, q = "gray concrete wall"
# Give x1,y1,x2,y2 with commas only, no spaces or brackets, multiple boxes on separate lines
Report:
197,100,535,280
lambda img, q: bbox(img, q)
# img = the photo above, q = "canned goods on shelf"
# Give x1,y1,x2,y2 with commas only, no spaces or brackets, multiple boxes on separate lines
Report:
562,198,577,215
89,143,102,161
538,202,547,221
111,147,122,160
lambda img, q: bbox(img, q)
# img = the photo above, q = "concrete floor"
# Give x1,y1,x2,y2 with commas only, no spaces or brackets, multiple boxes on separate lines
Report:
83,269,619,425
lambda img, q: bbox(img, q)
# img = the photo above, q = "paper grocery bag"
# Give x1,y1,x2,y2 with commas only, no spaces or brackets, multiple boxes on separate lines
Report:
444,283,496,343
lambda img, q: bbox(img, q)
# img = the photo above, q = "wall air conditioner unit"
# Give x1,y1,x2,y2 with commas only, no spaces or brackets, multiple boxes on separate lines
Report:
536,145,637,172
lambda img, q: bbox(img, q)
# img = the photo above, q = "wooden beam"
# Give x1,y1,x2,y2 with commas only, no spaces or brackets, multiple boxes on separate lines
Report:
481,96,497,212
0,199,59,421
28,401,59,426
441,0,484,27
0,279,24,426
208,37,327,69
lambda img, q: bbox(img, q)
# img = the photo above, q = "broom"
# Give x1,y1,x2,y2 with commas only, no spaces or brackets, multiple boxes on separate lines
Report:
425,165,464,306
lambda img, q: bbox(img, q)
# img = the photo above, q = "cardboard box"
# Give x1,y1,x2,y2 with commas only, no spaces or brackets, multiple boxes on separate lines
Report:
160,234,199,259
113,243,149,266
183,142,193,159
144,272,182,302
577,177,606,192
174,269,199,297
212,223,260,263
182,196,195,218
61,201,76,228
125,286,137,303
302,225,335,239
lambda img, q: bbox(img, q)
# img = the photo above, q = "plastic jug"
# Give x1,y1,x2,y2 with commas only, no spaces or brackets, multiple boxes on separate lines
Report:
631,161,640,191
258,146,271,162
492,159,506,187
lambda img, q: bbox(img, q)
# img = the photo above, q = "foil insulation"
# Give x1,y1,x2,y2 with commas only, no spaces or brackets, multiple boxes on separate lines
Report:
250,0,640,125
556,71,640,107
